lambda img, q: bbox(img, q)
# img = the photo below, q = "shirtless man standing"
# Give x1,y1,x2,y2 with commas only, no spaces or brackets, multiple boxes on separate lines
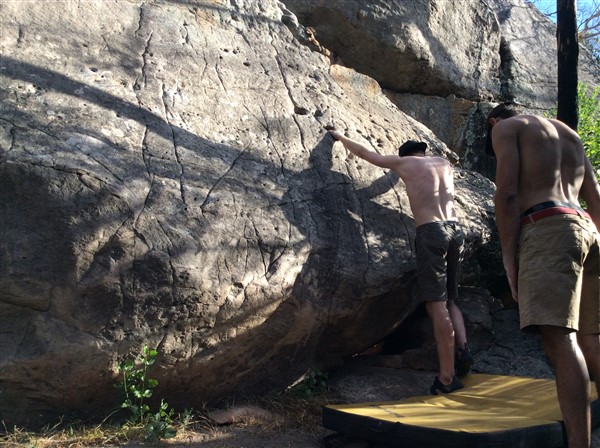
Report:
486,103,600,448
329,130,472,394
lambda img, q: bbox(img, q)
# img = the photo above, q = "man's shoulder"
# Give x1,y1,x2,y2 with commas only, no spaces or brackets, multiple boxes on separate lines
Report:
402,156,452,178
401,154,446,166
507,114,551,127
501,115,528,127
427,155,452,167
494,115,530,138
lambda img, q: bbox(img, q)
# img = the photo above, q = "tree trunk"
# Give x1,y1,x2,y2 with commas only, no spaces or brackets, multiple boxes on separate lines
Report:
556,0,579,130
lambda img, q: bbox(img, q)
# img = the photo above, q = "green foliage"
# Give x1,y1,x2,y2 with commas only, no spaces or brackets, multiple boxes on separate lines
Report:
577,83,600,181
118,345,177,442
545,83,600,182
143,399,177,443
290,369,329,398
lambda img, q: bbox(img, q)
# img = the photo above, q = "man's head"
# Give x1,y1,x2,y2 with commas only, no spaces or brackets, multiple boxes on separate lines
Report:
399,140,427,157
485,102,520,156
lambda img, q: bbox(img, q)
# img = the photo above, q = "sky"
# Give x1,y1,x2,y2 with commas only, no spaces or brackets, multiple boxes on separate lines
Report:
529,0,599,28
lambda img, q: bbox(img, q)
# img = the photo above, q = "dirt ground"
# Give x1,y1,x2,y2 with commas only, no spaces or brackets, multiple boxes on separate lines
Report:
159,426,333,448
156,404,600,448
139,409,600,448
7,340,600,448
148,352,600,448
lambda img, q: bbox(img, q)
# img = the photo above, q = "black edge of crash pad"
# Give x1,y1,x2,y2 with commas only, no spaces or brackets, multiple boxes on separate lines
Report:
321,405,566,448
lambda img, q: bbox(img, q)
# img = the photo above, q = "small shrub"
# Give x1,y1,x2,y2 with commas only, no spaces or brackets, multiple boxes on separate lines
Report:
547,83,600,182
290,369,329,398
118,345,177,442
577,83,600,181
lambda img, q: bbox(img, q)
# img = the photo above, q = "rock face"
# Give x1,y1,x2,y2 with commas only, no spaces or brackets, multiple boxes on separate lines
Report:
286,0,599,177
0,0,498,426
285,0,502,101
487,0,599,107
2,0,593,428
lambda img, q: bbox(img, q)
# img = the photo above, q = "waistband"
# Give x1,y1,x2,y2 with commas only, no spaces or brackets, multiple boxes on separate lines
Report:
416,220,459,230
520,201,585,217
520,201,590,227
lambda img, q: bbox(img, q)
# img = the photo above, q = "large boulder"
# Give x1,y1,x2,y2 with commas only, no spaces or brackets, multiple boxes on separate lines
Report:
285,0,599,176
487,0,599,110
285,0,502,101
0,0,496,427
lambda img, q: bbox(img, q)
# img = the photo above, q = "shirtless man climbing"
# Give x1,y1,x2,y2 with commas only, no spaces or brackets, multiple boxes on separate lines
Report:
486,103,600,448
329,130,473,394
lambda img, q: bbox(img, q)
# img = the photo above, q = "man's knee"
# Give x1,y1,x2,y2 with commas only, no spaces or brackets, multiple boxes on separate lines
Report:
539,325,574,341
577,333,600,352
577,334,600,373
540,326,580,361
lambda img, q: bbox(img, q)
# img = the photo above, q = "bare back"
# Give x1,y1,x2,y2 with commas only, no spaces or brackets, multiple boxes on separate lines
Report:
392,155,457,227
497,115,586,212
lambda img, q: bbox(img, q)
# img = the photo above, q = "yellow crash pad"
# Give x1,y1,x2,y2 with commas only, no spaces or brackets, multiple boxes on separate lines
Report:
322,374,599,448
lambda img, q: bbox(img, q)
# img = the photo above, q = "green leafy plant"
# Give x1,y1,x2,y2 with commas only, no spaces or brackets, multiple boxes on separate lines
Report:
577,83,600,181
118,345,177,442
290,369,329,398
144,399,177,443
545,83,600,182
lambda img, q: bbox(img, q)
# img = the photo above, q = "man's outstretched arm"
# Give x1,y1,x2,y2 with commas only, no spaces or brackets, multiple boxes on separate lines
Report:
330,130,399,169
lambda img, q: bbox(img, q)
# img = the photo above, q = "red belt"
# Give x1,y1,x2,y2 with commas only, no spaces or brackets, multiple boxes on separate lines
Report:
520,206,590,227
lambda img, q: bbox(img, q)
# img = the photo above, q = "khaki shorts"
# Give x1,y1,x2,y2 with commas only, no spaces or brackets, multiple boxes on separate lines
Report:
415,220,464,302
518,214,600,334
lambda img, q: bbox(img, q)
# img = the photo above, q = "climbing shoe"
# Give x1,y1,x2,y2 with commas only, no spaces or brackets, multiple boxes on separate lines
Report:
455,343,474,377
430,375,464,395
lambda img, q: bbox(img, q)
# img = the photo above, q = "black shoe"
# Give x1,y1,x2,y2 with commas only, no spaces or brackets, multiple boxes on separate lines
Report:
430,375,464,395
455,343,473,377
